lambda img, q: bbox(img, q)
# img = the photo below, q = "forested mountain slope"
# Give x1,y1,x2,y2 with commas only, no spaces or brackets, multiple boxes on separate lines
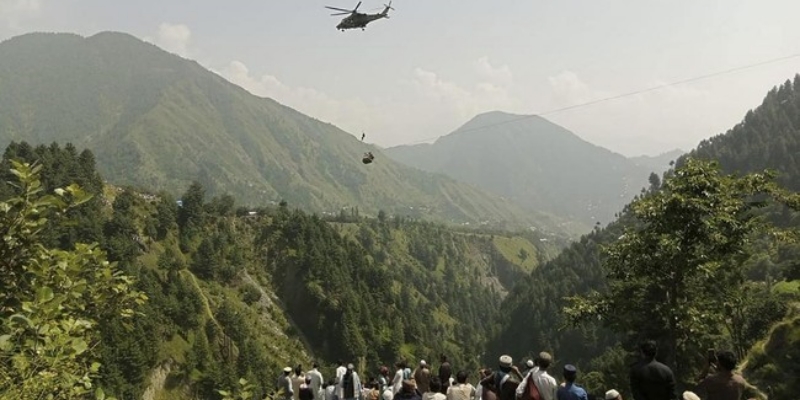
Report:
0,32,567,234
385,112,657,231
0,142,560,399
487,75,800,399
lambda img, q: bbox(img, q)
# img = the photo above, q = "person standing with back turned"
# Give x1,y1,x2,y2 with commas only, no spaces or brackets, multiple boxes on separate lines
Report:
629,341,676,400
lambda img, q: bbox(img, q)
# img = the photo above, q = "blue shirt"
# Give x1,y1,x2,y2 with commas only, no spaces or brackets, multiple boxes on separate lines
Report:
556,383,588,400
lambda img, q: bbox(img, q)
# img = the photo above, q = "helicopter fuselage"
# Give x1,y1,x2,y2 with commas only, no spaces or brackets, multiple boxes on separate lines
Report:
336,8,389,30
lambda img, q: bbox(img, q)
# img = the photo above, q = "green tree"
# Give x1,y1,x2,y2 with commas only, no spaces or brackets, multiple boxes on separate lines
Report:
0,161,147,399
565,158,798,383
178,182,206,234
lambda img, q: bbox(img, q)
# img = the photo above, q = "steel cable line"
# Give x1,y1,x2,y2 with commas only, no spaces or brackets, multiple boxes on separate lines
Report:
398,52,800,145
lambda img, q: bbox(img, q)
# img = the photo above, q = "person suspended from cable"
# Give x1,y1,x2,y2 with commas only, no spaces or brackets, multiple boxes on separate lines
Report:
361,132,366,141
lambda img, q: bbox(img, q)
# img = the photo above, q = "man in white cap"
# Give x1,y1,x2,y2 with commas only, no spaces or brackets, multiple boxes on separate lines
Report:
415,360,432,394
604,389,621,400
339,363,362,400
481,355,523,400
522,360,535,377
279,367,294,400
516,352,557,400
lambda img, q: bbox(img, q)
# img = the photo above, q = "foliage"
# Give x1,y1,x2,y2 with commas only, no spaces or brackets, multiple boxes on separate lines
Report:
490,74,800,399
564,158,797,383
0,161,146,400
743,304,800,400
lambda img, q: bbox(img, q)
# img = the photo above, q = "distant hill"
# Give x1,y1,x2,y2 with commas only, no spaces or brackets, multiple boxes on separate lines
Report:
0,32,569,234
385,112,657,230
629,148,684,173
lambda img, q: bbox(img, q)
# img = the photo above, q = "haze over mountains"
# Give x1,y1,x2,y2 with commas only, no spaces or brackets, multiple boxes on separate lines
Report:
385,112,682,229
0,31,573,234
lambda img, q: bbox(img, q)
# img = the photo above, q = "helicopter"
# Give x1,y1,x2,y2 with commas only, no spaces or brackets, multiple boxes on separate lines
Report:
326,1,394,31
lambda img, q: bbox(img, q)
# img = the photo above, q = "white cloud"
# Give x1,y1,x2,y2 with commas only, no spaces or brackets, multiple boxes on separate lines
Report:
474,57,513,87
546,70,614,106
219,60,375,137
0,0,42,30
151,23,192,57
543,70,716,156
215,58,524,146
411,66,518,123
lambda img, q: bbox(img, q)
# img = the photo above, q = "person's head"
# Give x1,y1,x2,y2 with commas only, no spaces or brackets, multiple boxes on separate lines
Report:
429,377,442,393
379,365,389,376
284,367,292,376
338,360,344,366
347,363,355,371
420,360,428,368
562,365,577,383
456,371,468,384
295,365,303,375
498,355,513,373
605,389,621,400
716,350,738,372
440,354,448,363
396,360,407,369
682,391,701,400
402,380,415,394
525,359,534,369
306,377,312,384
313,362,320,369
639,340,658,360
536,352,553,370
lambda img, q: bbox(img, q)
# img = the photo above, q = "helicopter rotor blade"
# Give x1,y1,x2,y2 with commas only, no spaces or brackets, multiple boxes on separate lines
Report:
330,12,350,15
354,1,362,11
325,5,353,12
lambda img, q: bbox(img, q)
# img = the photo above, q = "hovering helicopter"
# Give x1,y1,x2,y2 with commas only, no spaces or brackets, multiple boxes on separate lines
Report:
326,1,394,31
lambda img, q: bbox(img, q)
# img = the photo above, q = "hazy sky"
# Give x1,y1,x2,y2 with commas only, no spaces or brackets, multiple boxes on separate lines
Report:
2,0,800,156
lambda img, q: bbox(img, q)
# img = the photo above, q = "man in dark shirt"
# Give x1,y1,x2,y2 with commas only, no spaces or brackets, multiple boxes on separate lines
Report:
629,340,676,400
438,355,453,394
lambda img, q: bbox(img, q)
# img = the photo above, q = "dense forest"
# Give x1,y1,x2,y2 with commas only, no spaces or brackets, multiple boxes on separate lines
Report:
0,141,562,399
487,77,800,399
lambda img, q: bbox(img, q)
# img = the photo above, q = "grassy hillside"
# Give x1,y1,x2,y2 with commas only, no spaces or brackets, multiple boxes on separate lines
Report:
0,31,570,235
385,111,658,231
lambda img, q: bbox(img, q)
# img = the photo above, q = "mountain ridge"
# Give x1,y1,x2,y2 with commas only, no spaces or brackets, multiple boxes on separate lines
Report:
0,31,574,235
385,111,660,230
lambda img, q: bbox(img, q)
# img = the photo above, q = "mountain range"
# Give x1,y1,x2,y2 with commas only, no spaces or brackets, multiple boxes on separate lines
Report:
385,112,682,229
0,31,570,235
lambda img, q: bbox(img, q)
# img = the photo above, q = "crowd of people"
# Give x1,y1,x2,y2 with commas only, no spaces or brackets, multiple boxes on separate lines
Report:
274,341,766,400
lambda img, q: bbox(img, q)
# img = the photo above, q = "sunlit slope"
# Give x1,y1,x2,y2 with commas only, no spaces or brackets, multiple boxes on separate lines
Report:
0,31,568,233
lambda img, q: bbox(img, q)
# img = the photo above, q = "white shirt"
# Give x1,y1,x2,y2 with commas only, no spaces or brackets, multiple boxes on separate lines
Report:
446,383,475,400
424,393,447,400
337,366,348,383
382,388,394,400
392,369,404,394
515,369,557,400
308,369,324,398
